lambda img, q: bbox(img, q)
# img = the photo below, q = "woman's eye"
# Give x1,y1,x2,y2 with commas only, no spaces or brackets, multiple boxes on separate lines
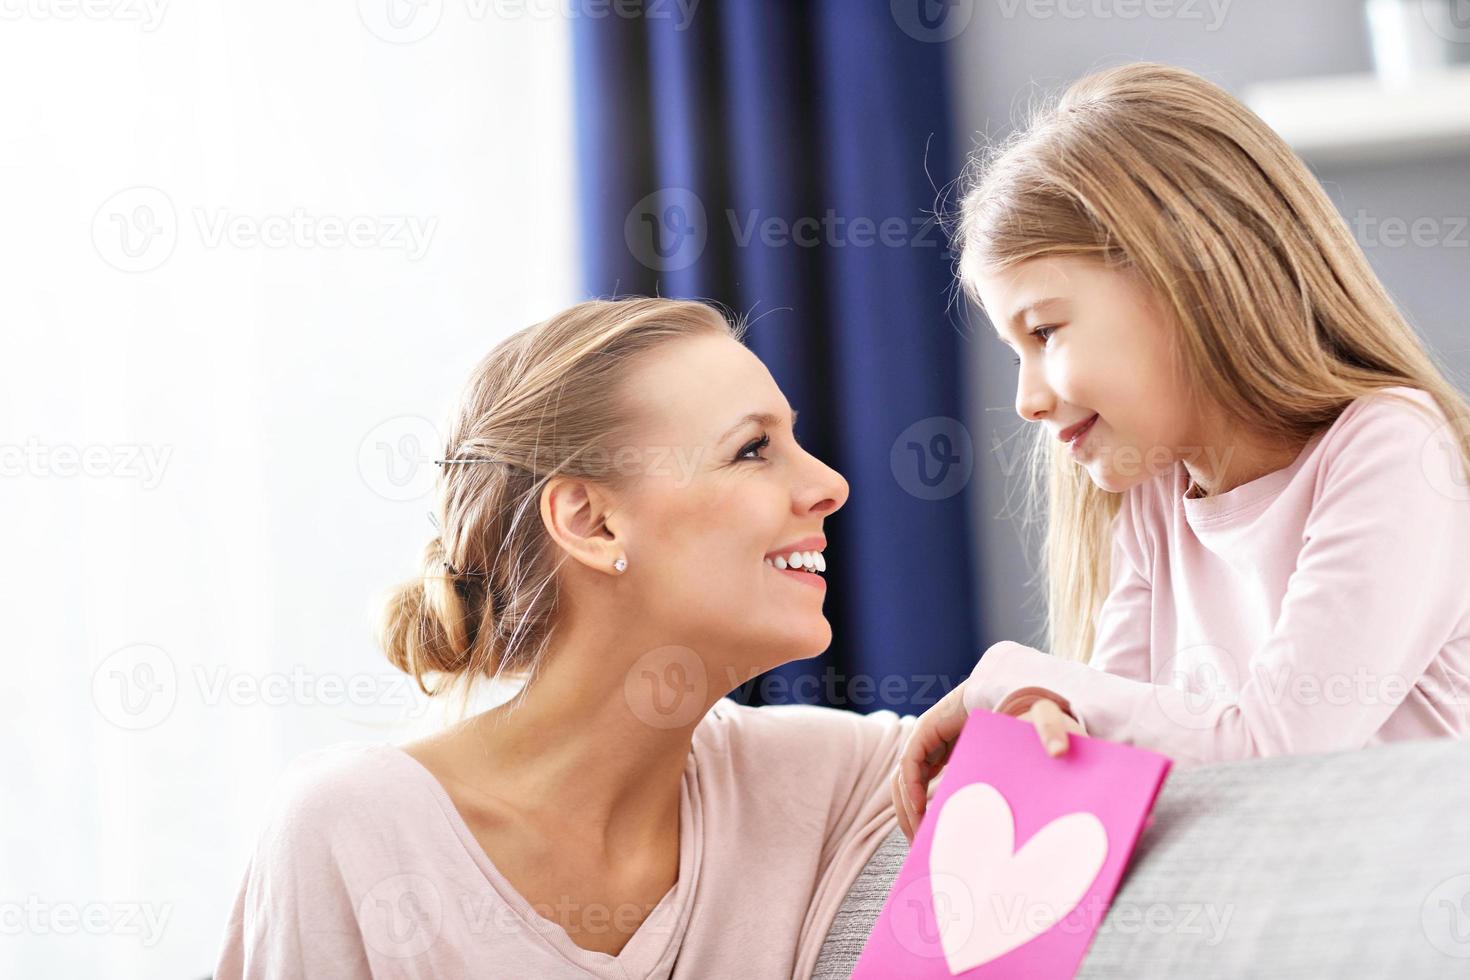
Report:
737,434,770,461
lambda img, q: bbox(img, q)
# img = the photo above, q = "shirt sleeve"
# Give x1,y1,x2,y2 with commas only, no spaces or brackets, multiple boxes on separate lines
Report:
213,754,377,980
964,395,1470,767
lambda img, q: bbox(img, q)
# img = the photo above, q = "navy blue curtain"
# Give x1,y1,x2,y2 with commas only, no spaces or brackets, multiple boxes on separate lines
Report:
571,0,977,715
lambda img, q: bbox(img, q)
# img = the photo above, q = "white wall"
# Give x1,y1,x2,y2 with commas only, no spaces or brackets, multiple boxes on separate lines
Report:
0,4,576,977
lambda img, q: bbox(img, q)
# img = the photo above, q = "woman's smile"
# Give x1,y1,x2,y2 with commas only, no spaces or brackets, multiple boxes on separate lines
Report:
763,537,828,591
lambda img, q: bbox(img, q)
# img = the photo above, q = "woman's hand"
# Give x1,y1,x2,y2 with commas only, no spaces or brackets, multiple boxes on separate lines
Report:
892,682,970,843
891,683,1088,843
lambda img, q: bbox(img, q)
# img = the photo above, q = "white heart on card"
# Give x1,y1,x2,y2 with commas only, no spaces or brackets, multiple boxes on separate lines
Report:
928,782,1109,974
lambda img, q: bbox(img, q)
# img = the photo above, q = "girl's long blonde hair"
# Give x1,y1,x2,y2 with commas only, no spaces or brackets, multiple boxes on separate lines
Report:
953,61,1470,665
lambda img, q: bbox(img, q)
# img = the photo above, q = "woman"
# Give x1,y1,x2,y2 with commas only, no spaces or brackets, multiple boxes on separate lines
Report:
214,297,927,979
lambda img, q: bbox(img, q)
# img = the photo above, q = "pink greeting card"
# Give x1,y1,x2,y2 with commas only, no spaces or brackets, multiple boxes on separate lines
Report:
851,709,1172,979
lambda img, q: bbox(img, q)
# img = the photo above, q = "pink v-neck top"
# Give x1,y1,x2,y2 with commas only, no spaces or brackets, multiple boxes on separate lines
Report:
966,385,1470,765
213,698,916,979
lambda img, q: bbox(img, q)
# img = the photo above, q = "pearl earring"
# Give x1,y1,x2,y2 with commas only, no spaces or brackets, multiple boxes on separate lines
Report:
613,557,627,573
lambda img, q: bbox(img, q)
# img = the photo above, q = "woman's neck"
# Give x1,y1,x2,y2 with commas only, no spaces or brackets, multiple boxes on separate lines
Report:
423,624,714,857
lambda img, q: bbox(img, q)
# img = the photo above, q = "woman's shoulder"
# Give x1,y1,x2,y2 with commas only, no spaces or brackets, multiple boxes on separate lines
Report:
251,741,426,847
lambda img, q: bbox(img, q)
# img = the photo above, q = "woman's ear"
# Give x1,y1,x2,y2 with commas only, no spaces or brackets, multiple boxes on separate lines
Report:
540,476,624,573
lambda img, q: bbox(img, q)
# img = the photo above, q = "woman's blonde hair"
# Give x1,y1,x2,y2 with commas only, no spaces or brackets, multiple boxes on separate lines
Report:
376,297,742,713
953,61,1470,665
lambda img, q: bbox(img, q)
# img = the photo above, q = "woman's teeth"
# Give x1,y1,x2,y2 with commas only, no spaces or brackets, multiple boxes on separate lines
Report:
764,550,826,574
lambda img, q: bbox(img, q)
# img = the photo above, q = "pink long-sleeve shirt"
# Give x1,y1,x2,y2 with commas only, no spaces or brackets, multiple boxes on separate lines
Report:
213,699,915,980
965,385,1470,766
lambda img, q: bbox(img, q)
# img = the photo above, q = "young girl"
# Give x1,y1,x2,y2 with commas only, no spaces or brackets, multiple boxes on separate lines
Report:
894,61,1470,839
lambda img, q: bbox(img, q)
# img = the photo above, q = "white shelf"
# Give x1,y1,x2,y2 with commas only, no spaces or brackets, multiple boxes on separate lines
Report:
1243,66,1470,166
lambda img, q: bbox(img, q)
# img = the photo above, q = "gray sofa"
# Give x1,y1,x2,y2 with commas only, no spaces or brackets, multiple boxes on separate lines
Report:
814,736,1470,978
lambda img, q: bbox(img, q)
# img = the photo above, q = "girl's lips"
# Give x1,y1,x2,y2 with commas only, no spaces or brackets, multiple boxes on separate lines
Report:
1069,414,1099,453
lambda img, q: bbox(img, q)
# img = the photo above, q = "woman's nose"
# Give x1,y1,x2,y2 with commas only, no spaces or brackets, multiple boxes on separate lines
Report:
799,456,848,516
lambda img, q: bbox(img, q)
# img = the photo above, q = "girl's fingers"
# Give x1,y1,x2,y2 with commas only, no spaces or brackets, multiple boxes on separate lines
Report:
1026,700,1071,756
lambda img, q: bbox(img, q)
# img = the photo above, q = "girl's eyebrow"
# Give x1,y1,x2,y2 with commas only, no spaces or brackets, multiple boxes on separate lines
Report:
717,409,799,444
994,296,1068,343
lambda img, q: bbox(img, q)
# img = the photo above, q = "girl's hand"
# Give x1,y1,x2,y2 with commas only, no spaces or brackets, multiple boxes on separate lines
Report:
891,683,1088,843
1010,691,1088,757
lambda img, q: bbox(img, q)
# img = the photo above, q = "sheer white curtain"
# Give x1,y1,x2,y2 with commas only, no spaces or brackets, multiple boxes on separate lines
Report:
0,5,575,977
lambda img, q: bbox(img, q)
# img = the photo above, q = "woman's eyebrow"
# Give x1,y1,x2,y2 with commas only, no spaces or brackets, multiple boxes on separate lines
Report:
717,409,799,444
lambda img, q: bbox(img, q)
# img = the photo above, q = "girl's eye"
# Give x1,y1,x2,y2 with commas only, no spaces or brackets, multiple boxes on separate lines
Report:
1011,326,1058,367
737,433,770,461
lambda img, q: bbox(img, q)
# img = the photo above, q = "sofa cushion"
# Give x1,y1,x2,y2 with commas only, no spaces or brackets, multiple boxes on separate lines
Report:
813,735,1470,978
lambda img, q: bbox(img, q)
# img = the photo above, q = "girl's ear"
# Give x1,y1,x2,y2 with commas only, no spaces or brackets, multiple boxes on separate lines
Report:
540,477,623,573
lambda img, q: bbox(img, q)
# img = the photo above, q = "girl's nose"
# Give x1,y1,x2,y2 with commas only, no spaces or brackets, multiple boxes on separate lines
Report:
1015,361,1056,422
